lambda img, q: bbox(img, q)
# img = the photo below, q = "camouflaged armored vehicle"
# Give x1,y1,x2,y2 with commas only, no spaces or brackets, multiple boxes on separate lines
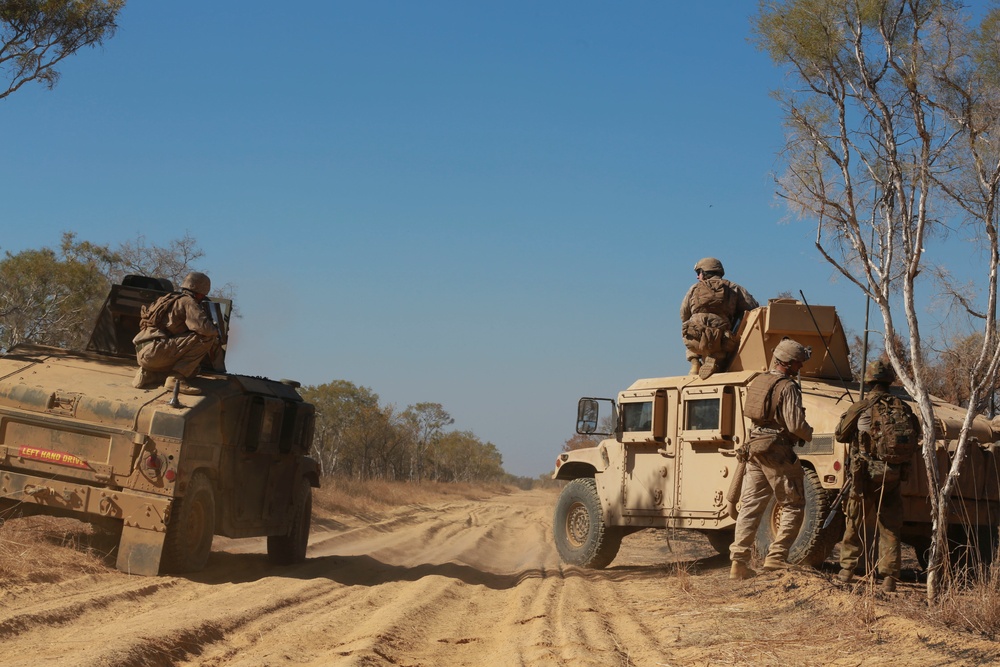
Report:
553,298,1000,569
0,276,319,575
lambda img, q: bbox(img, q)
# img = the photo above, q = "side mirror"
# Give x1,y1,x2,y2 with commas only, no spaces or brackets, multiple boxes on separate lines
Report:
577,397,616,436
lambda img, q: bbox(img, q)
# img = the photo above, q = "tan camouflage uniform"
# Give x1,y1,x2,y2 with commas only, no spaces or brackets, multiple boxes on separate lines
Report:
680,260,758,378
837,383,913,587
133,291,218,380
730,345,813,575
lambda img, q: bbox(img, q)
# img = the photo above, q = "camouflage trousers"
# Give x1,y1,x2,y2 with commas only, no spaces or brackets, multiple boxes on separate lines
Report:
137,333,216,379
730,449,805,564
839,462,902,578
681,313,736,363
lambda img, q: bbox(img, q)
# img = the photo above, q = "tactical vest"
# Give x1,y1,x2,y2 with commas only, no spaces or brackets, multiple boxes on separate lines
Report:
139,292,184,331
689,277,735,319
744,373,791,427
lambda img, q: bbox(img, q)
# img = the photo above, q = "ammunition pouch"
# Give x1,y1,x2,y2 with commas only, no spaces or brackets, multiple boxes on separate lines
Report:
746,431,797,465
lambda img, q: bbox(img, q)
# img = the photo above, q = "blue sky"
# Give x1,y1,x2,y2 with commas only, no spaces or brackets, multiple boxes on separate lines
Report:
3,2,982,477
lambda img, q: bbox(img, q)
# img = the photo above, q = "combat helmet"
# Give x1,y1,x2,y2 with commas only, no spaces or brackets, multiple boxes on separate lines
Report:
865,360,896,384
694,257,725,277
773,337,811,364
181,271,211,296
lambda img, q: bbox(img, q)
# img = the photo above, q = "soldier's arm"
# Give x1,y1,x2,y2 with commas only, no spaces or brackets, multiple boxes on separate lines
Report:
779,382,813,442
680,285,695,321
183,299,220,338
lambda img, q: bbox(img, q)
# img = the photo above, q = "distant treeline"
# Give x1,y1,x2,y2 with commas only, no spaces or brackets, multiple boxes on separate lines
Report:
302,381,533,485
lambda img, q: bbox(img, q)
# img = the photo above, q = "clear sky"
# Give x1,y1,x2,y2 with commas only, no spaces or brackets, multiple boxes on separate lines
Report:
2,2,983,477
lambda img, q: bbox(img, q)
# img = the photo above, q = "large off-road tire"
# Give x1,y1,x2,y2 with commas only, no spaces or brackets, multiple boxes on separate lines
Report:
162,472,216,573
553,478,623,569
267,478,312,566
754,467,841,567
703,529,735,556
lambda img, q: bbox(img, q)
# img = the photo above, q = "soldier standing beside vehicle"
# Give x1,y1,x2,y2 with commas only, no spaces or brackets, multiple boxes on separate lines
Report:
730,338,813,580
131,271,220,396
835,361,920,593
680,257,759,379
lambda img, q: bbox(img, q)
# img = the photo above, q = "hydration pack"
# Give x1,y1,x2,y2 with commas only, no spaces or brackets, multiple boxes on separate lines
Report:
139,292,183,331
868,394,918,464
689,278,734,319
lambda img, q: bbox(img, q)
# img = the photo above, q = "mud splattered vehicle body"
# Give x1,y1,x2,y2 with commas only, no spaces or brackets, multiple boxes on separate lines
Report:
0,276,319,575
553,299,1000,568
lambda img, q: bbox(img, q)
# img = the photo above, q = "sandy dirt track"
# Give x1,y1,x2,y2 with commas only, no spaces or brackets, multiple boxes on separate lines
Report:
1,488,999,666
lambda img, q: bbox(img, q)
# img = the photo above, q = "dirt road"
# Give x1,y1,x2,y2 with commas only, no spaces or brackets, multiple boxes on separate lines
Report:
0,489,998,666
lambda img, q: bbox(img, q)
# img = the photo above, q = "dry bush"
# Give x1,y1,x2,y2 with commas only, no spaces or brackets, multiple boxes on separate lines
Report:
929,561,1000,638
0,515,114,584
313,477,512,520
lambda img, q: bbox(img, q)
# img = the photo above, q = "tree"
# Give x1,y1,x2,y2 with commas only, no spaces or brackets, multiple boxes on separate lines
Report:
299,380,381,477
0,233,227,352
0,0,125,101
401,402,454,481
753,0,1000,600
0,234,113,350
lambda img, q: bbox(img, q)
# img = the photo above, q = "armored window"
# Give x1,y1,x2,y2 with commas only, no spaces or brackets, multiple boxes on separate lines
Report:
686,399,720,431
622,402,653,432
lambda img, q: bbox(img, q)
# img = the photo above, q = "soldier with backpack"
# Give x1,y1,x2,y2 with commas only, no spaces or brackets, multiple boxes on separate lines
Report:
131,272,220,396
680,257,759,379
835,361,920,592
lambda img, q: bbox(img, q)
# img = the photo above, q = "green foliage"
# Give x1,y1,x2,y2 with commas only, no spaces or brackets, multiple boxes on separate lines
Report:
0,233,222,352
0,0,125,100
0,235,111,350
301,383,505,482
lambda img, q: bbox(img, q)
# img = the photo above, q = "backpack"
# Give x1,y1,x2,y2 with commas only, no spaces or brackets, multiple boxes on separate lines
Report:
868,394,918,464
139,292,184,331
689,278,733,319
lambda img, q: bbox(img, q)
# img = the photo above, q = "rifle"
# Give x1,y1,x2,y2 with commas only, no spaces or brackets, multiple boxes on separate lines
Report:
821,471,851,529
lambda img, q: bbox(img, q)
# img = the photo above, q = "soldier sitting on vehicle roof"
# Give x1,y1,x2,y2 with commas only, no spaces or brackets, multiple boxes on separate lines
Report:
680,257,759,379
131,271,220,396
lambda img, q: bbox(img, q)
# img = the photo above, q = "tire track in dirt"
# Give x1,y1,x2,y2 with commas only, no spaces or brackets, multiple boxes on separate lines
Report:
9,489,996,666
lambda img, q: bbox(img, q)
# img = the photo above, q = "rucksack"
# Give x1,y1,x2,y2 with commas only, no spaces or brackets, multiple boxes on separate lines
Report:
868,394,918,464
689,278,733,319
139,292,184,331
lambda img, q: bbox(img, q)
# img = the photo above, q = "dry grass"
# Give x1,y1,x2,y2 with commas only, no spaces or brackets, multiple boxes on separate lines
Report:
928,561,1000,638
0,514,114,584
313,477,513,521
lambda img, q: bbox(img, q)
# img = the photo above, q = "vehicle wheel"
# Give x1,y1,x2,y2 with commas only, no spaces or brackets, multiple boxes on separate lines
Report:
553,478,623,569
703,529,735,556
754,467,841,567
162,472,216,573
267,478,312,566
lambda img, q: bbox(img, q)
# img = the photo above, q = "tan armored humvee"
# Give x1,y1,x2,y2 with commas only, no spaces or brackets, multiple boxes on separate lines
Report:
0,276,320,575
552,299,1000,569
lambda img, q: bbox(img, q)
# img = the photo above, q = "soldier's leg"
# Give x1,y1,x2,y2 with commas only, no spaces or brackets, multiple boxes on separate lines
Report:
839,495,865,574
762,459,805,562
163,334,217,378
876,482,903,579
730,460,773,564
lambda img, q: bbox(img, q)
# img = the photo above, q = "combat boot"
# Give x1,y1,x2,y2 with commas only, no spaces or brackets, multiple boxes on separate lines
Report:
689,359,702,376
164,375,203,396
730,561,756,580
881,575,896,593
762,555,789,571
699,356,717,380
837,568,854,584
